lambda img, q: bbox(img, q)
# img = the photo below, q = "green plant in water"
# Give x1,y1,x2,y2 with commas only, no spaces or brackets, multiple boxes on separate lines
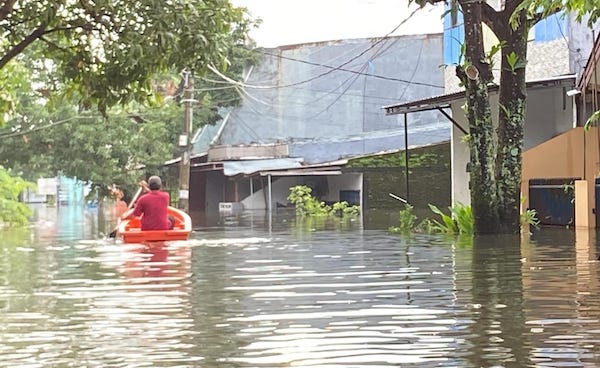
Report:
519,197,540,229
390,198,540,236
389,203,417,234
561,183,575,204
521,208,540,229
332,201,360,217
428,202,474,235
288,185,359,217
288,185,329,216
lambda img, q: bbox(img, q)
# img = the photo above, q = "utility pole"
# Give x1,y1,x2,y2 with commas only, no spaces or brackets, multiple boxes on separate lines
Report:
178,68,194,212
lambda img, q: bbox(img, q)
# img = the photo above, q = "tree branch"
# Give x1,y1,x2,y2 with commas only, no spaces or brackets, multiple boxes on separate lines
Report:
481,2,503,37
0,22,48,70
38,35,72,55
0,0,17,22
531,6,561,25
503,0,521,15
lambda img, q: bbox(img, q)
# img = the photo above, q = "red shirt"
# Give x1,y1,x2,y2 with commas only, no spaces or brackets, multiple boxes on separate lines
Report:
132,190,170,230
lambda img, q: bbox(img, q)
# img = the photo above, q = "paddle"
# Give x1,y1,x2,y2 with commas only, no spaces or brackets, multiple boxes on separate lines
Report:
109,186,143,238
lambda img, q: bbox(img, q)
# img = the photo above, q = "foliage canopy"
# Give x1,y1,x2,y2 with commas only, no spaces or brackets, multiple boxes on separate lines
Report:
0,1,258,199
0,0,255,124
0,166,34,226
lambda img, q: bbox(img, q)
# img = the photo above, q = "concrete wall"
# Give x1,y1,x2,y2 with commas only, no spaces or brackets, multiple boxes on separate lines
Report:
215,35,447,163
322,173,362,204
523,82,575,150
522,126,600,228
568,15,600,79
206,171,226,214
208,143,289,161
522,128,585,186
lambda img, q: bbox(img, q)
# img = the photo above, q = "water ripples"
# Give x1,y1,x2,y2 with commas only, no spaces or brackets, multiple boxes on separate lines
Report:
2,228,600,366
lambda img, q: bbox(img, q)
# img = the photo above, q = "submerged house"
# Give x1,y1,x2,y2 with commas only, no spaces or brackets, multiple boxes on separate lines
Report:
184,34,452,216
385,9,600,228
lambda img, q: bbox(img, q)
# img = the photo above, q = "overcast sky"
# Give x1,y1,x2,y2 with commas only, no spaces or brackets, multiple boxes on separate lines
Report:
231,0,444,48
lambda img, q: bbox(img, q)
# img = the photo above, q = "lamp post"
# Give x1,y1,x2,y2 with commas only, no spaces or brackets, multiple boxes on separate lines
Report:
178,69,194,212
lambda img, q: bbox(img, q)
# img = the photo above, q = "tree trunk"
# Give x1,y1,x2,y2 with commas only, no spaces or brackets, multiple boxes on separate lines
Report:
496,10,528,233
460,0,500,234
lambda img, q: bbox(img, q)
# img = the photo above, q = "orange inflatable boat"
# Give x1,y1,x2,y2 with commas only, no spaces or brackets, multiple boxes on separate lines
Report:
117,206,192,243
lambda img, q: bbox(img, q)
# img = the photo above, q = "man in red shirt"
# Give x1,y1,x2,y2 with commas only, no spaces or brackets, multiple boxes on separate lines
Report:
124,176,171,231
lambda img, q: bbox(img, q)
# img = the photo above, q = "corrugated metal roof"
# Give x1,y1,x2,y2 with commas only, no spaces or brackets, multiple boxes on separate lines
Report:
223,158,304,176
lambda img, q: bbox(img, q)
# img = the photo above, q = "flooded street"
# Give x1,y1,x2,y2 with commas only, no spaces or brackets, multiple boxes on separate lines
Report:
2,205,600,367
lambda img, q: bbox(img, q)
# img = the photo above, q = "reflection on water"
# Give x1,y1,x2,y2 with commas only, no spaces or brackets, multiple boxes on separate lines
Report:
2,205,600,367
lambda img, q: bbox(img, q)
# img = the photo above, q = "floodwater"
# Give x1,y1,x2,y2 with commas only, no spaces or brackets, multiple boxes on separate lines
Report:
2,204,600,367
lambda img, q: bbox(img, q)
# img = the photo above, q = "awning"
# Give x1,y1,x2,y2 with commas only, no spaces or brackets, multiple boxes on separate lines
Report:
223,158,304,176
260,169,342,176
164,152,207,166
383,74,576,115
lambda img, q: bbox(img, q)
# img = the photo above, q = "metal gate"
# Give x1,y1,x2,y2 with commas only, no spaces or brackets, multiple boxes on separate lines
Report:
528,178,576,226
595,178,600,227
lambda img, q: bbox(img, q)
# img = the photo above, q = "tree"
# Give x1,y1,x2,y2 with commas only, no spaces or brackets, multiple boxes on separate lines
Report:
0,1,258,204
0,166,34,226
0,0,255,124
411,0,599,234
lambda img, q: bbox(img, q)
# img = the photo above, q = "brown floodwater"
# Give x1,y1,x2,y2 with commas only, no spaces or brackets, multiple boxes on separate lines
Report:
1,204,600,367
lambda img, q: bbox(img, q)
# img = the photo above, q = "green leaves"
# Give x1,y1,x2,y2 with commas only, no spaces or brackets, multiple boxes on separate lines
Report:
287,185,360,218
389,203,417,235
515,0,599,27
0,0,257,194
0,167,34,226
505,51,527,74
584,110,600,131
0,0,258,118
428,202,474,235
389,202,474,235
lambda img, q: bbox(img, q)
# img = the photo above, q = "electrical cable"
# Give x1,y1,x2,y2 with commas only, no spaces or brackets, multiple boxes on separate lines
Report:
0,115,98,139
206,6,425,90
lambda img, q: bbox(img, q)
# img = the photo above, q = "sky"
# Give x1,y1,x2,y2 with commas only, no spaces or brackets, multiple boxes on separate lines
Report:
230,0,444,48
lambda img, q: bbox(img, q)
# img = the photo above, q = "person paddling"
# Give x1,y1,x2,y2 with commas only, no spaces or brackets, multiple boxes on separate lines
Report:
122,176,171,231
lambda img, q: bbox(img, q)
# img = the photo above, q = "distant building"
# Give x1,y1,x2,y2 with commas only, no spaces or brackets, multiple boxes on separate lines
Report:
183,34,450,217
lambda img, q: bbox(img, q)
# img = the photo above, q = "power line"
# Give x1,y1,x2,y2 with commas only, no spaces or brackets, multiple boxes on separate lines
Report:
207,6,433,90
236,38,437,116
258,49,443,89
0,116,98,139
305,38,395,120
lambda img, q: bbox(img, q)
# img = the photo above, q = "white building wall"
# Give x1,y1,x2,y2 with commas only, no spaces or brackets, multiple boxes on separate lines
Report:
450,109,470,205
322,173,363,204
241,174,364,210
241,176,298,210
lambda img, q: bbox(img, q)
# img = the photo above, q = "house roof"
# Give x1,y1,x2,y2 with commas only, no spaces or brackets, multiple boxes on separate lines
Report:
190,157,349,177
164,152,207,166
383,74,576,115
578,32,600,92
